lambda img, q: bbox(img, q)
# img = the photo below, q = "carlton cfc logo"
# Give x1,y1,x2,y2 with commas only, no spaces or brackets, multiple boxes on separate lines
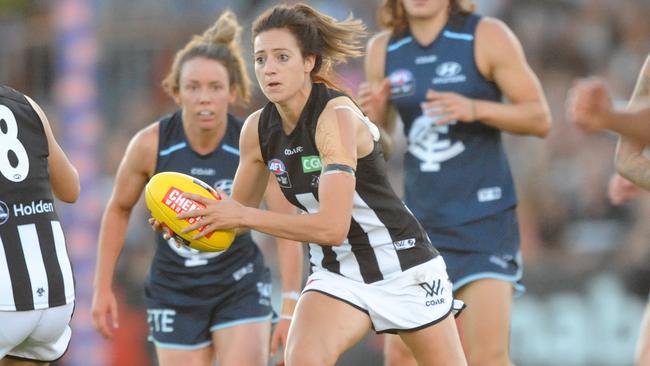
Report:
0,200,9,225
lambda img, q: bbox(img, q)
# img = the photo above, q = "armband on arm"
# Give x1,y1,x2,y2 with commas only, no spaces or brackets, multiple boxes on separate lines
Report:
322,164,355,177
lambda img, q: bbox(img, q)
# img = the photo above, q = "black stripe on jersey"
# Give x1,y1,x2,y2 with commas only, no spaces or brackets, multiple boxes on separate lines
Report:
320,246,340,275
38,222,65,307
348,219,384,283
357,185,436,272
2,227,34,310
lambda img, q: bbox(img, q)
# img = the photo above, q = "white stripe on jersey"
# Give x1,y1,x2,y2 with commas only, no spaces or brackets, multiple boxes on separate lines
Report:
350,192,401,279
331,239,363,280
52,221,74,303
18,224,49,309
0,236,16,310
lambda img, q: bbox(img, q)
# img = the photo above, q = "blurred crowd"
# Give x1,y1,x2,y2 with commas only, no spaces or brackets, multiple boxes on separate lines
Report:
1,0,649,365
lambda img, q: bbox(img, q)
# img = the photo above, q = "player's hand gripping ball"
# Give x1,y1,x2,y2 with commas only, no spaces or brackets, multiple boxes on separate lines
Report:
145,172,235,252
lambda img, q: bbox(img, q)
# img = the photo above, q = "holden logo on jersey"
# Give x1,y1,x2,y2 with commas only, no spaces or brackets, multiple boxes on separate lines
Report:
388,69,415,99
13,200,55,217
268,158,291,188
0,200,9,225
408,115,465,172
301,155,321,173
432,62,466,84
213,179,233,196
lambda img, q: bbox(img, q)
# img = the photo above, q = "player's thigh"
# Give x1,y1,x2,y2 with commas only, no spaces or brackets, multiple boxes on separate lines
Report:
0,358,47,366
455,278,512,353
155,346,213,366
211,319,272,366
286,291,371,365
399,314,466,366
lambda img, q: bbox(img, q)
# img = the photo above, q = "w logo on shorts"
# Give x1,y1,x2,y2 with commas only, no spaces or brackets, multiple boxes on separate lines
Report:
419,279,443,297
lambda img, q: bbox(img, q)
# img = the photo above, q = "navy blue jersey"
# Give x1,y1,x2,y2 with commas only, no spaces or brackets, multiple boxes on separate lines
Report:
385,13,517,227
149,111,261,292
258,83,437,284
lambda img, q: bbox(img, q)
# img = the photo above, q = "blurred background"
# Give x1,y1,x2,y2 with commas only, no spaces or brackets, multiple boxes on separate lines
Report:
1,0,649,365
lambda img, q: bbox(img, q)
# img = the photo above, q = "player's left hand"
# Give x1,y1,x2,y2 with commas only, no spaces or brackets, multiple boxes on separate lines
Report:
422,89,477,126
270,317,291,365
566,78,613,133
177,189,243,238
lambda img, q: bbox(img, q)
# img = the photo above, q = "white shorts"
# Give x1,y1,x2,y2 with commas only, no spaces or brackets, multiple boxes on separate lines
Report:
304,256,464,333
0,302,74,361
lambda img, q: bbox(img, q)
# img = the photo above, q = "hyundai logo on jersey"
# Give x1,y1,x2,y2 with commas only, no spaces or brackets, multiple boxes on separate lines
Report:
268,158,292,188
0,200,9,225
432,62,466,84
388,69,415,98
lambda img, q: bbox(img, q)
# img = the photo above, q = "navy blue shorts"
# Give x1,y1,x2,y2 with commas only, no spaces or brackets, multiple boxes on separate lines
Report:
425,207,525,295
144,261,274,349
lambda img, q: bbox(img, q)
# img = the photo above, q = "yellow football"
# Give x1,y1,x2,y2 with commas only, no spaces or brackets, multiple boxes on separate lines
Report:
144,171,235,252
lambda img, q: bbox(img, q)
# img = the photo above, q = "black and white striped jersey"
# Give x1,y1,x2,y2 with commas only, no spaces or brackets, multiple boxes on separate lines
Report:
258,83,438,284
0,85,74,311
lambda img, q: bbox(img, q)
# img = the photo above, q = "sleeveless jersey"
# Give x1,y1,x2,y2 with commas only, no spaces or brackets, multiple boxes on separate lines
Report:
258,83,437,284
385,13,517,227
150,110,261,291
0,85,75,311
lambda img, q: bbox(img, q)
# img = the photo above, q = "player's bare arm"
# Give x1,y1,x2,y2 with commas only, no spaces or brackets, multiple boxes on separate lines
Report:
616,55,650,190
470,17,551,136
26,96,80,203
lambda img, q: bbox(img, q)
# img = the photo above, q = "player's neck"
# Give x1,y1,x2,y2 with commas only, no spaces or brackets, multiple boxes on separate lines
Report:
408,12,448,46
182,114,227,154
276,81,312,135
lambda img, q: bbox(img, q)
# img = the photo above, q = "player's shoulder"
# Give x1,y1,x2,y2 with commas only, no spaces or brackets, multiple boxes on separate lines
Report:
476,16,517,43
367,31,393,52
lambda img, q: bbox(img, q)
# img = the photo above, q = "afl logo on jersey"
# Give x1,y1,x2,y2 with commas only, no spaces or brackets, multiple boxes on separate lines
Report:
388,69,415,99
268,159,292,188
0,200,9,225
432,62,466,85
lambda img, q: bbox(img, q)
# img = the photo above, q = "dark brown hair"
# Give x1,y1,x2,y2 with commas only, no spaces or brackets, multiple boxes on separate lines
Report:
378,0,475,36
162,11,251,105
252,3,366,88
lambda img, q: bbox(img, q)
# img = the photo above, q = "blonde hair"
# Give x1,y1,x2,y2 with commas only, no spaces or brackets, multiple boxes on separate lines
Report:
378,0,475,36
162,11,251,105
252,3,366,89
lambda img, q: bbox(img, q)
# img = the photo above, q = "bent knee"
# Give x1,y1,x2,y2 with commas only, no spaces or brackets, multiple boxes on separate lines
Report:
285,342,339,366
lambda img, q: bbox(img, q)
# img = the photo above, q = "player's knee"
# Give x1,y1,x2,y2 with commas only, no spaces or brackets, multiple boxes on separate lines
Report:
285,341,338,366
465,346,510,366
383,341,415,366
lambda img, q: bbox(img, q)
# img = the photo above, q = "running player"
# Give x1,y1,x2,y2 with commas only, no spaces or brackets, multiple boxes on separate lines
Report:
568,54,650,366
357,1,551,365
170,3,467,365
0,85,79,365
90,12,302,366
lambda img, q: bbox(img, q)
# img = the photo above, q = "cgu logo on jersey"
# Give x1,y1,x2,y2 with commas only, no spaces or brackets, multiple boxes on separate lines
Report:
432,61,466,85
301,155,321,173
408,115,465,172
0,200,9,225
161,187,213,238
268,158,291,188
388,69,415,99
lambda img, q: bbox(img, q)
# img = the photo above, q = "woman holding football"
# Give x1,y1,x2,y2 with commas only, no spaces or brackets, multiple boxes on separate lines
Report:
91,11,302,366
171,3,467,365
